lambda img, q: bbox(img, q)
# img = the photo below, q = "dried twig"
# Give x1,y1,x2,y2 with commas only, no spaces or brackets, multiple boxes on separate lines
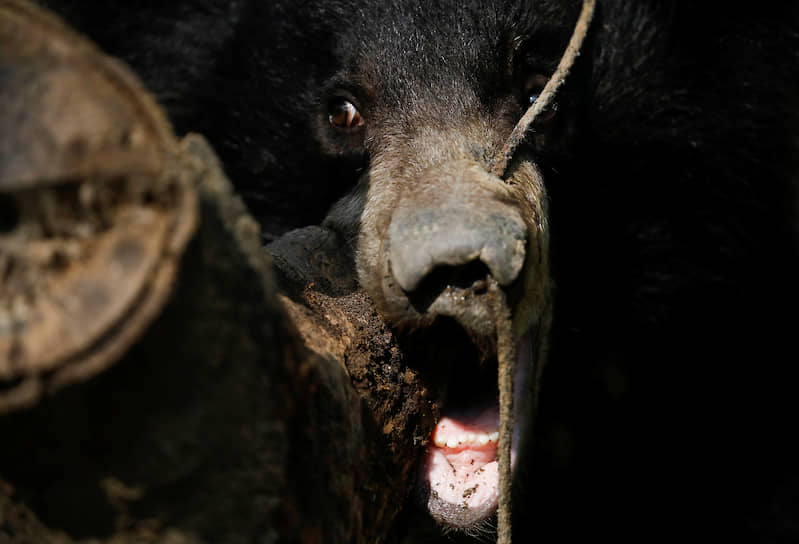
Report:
490,279,516,544
491,0,597,179
492,2,596,543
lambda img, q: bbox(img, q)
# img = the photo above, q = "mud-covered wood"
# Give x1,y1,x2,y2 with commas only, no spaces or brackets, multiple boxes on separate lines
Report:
0,1,437,541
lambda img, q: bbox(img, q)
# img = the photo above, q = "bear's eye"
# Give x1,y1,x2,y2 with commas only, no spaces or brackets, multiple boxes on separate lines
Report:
524,73,550,105
329,99,365,130
521,73,557,124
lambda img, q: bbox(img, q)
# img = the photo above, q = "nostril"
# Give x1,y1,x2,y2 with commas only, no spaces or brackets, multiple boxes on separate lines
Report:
422,260,491,292
407,260,491,313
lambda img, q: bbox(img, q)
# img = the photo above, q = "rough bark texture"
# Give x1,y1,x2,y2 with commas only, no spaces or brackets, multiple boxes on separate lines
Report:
0,2,438,541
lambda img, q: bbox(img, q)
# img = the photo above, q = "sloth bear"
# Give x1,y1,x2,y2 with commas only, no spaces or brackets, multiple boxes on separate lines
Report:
38,0,799,540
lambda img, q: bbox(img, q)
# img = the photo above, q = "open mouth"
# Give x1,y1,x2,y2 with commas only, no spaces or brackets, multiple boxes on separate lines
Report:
415,318,533,530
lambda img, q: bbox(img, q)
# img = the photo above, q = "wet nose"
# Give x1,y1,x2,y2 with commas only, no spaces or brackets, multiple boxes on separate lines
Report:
387,207,527,296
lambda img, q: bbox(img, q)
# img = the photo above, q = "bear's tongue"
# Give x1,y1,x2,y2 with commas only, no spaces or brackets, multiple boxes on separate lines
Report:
423,402,503,525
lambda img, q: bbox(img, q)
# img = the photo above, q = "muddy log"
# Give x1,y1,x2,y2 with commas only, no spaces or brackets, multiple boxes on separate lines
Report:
0,1,437,542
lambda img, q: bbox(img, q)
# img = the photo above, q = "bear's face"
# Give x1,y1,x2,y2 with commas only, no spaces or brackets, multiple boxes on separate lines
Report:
319,0,580,530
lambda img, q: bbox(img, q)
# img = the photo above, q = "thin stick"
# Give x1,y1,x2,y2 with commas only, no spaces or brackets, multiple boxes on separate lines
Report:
491,0,596,179
490,279,516,544
490,3,595,542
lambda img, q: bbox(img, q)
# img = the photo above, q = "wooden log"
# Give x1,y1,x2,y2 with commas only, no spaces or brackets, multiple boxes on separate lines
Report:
0,2,437,541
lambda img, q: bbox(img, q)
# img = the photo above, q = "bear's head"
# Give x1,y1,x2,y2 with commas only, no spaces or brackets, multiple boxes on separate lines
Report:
319,0,585,530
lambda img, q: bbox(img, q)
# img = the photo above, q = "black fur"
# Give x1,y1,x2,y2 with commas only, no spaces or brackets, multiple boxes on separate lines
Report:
39,0,799,540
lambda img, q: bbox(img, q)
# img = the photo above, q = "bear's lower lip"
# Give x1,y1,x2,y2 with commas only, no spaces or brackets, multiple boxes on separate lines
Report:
419,332,531,530
421,401,504,528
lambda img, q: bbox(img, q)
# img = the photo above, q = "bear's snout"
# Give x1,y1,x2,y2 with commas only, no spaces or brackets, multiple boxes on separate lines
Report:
387,207,526,297
379,161,528,335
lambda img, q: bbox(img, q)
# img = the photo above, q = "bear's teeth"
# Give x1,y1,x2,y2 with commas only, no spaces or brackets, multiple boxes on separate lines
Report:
433,431,499,449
